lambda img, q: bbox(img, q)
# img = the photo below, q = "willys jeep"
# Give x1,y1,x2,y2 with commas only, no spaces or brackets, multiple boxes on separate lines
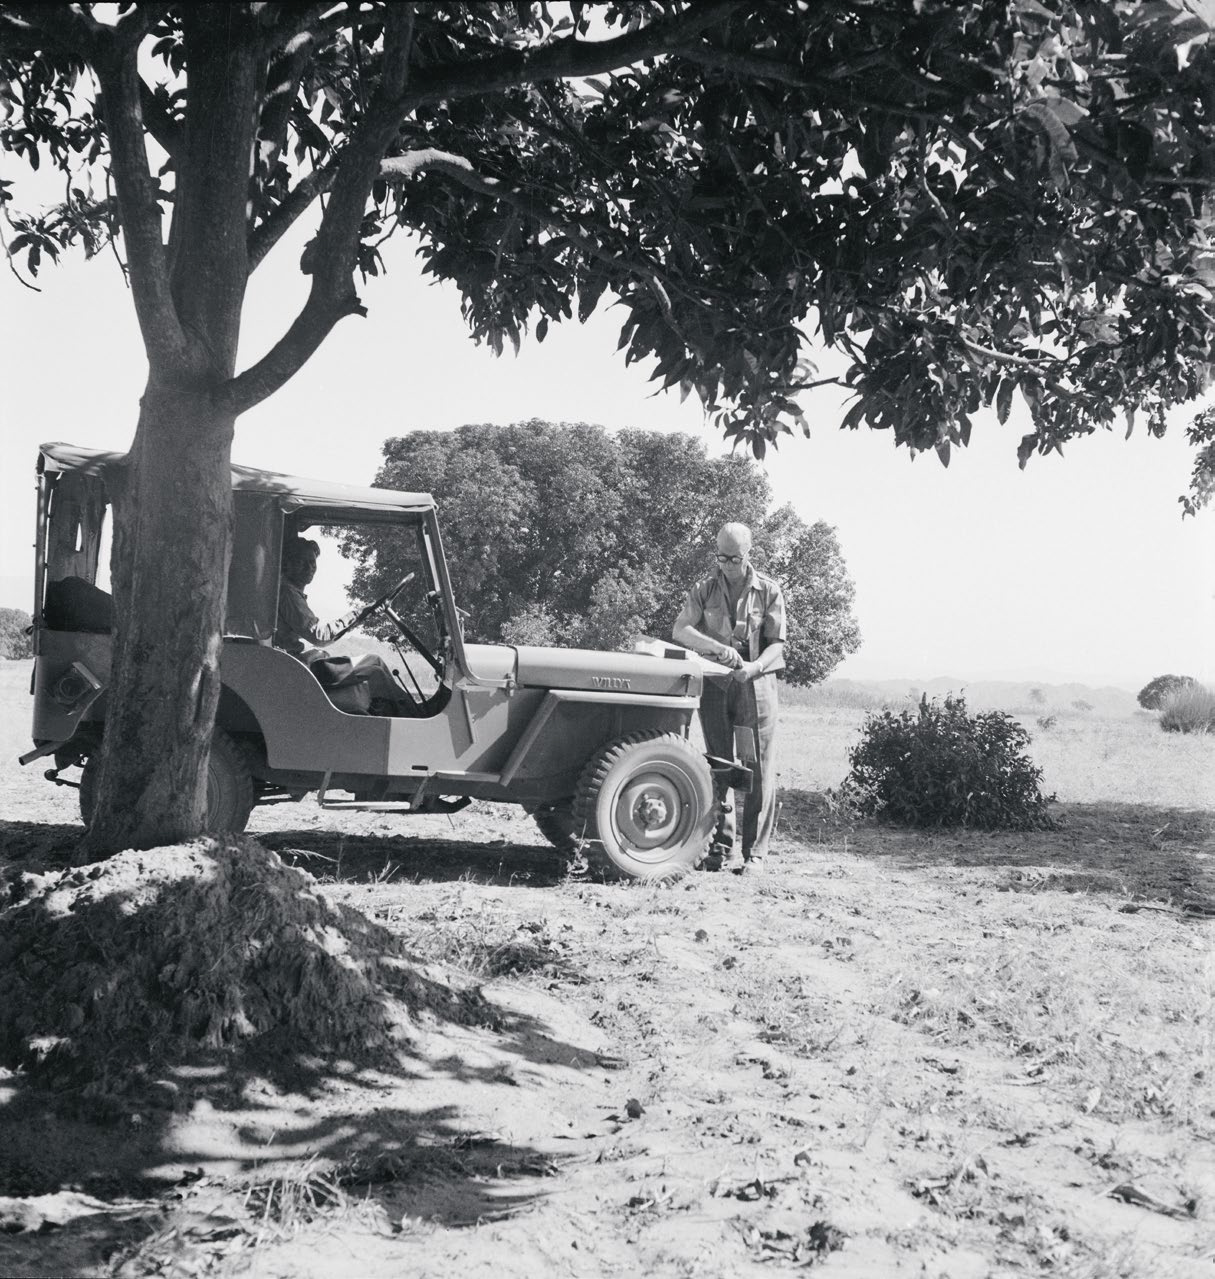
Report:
23,443,750,881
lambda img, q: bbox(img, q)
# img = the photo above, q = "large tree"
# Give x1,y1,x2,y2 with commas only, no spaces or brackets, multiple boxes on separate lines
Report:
344,420,861,683
3,1,1215,849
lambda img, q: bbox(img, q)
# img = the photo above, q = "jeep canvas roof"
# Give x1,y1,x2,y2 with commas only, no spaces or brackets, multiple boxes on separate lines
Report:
38,442,435,514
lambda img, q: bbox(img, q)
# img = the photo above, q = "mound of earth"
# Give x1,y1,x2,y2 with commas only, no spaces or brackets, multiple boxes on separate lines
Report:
0,837,491,1103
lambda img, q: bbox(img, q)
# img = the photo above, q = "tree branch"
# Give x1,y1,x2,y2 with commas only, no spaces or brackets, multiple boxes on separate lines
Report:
255,1,350,56
138,77,182,158
248,155,342,272
113,4,171,48
396,1,739,111
3,4,101,55
91,37,190,369
220,5,416,413
254,43,315,191
961,338,1056,371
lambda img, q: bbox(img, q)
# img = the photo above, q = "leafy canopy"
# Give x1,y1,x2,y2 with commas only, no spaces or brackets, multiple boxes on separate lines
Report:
341,421,861,685
2,2,1215,502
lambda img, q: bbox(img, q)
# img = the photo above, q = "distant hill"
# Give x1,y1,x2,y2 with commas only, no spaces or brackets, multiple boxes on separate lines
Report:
812,676,1140,717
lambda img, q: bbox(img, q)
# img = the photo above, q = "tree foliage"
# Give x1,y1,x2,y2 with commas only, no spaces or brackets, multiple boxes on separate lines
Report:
0,608,33,660
342,421,861,684
4,2,1215,489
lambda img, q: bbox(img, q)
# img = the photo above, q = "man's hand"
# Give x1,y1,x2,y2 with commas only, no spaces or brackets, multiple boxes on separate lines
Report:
731,660,760,683
711,645,743,669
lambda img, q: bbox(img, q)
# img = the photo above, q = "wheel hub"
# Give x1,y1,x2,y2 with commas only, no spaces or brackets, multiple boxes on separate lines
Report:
615,771,687,852
633,791,670,830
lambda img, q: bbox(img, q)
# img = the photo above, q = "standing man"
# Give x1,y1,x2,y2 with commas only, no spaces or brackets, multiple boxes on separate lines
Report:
673,522,786,873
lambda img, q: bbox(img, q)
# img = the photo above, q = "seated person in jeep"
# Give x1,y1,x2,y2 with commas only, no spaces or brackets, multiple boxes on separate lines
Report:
274,536,408,714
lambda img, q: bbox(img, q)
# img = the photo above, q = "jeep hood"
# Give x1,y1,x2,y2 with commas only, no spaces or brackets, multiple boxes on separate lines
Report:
463,643,702,697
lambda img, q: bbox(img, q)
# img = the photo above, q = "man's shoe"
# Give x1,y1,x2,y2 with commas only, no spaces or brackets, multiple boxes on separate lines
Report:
721,847,745,874
742,855,766,875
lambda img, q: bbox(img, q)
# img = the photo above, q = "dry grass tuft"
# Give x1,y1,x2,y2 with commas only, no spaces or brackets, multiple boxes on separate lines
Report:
1160,683,1215,735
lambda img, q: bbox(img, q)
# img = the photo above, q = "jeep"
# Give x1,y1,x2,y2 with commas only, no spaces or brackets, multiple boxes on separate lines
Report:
22,443,748,880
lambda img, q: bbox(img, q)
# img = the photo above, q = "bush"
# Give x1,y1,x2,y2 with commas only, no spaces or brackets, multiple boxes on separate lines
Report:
1137,674,1199,711
1159,683,1215,734
840,694,1056,830
0,607,32,660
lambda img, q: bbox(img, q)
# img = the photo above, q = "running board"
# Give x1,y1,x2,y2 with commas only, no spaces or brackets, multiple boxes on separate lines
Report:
316,771,475,814
317,799,419,812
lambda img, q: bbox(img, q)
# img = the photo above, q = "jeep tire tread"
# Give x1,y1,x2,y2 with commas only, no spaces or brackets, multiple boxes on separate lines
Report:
572,730,715,881
532,799,582,852
79,727,255,834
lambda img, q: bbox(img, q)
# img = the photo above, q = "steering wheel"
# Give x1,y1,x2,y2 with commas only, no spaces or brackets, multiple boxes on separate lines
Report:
333,572,415,639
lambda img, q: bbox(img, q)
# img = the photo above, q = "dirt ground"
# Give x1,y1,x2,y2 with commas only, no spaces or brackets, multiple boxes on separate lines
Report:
1,669,1213,1277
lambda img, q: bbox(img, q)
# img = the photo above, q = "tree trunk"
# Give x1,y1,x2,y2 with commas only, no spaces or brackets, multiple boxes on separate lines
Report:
82,380,235,853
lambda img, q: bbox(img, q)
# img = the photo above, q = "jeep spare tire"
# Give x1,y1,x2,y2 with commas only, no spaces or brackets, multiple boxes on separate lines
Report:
573,731,715,881
79,727,254,834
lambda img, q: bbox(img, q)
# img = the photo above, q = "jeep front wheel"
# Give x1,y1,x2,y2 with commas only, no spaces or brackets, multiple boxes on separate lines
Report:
572,731,715,881
79,728,254,834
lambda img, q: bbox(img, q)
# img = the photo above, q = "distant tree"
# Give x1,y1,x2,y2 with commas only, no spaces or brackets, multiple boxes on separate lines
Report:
0,608,33,660
6,2,1215,848
1138,674,1199,710
1029,687,1046,706
344,421,861,684
1072,699,1093,713
753,506,862,685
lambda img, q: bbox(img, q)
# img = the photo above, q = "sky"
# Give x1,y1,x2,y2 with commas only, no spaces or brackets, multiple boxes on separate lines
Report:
2,212,1212,691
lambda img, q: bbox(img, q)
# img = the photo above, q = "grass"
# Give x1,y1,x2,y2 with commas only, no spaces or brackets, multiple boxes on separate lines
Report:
1160,683,1215,735
776,701,1215,808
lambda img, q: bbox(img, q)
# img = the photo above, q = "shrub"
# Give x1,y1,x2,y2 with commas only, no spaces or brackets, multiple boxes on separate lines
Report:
1159,683,1215,734
1036,714,1057,731
840,694,1056,830
0,607,32,660
1137,674,1199,711
1071,699,1092,713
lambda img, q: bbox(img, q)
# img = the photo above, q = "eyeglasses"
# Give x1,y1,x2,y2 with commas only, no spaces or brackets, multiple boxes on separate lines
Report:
715,553,745,564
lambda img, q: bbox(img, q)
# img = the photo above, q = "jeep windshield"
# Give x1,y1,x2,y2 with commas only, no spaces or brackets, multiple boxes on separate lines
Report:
293,512,452,699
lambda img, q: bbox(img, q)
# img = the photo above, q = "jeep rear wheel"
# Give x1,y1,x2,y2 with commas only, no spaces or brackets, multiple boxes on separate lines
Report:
79,728,254,834
532,800,581,852
573,731,715,881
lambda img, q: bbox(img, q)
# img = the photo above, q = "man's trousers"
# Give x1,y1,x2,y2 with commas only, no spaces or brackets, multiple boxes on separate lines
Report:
698,671,779,859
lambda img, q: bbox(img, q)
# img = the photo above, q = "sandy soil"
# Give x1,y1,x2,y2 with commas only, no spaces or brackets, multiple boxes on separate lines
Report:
1,663,1213,1277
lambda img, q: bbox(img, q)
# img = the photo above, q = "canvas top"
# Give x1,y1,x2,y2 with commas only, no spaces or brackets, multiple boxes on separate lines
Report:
38,442,435,514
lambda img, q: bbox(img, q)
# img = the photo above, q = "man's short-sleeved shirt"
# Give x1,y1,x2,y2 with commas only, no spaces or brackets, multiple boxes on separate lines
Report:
275,580,322,655
678,567,787,670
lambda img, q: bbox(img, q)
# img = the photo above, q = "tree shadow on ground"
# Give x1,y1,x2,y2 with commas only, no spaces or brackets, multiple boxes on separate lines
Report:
778,790,1215,913
0,836,609,1274
259,829,572,887
0,820,83,868
0,819,574,887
